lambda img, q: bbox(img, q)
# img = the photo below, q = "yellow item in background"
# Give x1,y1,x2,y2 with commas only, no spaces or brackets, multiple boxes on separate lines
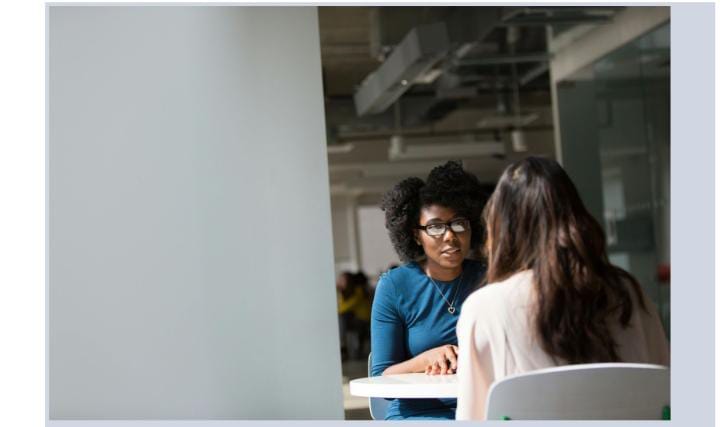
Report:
338,286,371,322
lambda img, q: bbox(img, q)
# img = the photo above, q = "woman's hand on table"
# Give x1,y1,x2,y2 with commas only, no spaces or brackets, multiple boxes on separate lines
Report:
422,344,458,375
380,344,459,376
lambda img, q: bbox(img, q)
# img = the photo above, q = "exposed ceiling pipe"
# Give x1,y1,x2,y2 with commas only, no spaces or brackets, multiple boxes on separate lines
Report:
454,52,550,67
520,62,550,86
499,6,622,26
502,15,612,26
336,123,553,142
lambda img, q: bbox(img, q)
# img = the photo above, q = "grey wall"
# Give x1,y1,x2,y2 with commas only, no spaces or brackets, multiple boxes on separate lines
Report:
48,6,343,419
357,205,399,279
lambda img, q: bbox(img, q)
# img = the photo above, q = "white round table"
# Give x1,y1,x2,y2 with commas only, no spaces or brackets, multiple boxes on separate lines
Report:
349,373,458,399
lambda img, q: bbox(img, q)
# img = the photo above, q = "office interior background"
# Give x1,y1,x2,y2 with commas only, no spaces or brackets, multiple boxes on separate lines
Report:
47,5,670,421
322,6,670,419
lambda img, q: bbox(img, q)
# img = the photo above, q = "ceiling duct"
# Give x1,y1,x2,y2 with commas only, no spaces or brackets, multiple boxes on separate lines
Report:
349,7,563,129
353,22,450,116
354,7,509,122
370,7,504,50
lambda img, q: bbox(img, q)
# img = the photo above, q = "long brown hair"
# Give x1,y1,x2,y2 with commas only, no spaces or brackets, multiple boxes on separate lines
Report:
483,157,646,364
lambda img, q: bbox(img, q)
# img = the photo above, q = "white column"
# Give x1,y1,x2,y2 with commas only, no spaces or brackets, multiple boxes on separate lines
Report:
48,6,343,420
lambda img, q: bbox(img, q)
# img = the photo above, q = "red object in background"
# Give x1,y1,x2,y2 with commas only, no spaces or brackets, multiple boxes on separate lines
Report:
656,264,670,284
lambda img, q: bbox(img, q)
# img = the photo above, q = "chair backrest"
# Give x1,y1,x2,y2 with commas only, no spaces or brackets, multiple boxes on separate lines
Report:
367,353,391,420
485,363,670,420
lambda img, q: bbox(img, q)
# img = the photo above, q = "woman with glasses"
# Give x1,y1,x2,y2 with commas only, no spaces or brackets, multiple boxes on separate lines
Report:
455,157,669,420
370,161,489,420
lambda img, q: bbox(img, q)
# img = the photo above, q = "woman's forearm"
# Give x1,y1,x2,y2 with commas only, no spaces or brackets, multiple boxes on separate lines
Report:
381,344,459,375
382,354,427,375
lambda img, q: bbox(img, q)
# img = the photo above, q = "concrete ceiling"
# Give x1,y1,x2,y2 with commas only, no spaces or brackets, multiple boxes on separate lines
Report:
317,6,622,200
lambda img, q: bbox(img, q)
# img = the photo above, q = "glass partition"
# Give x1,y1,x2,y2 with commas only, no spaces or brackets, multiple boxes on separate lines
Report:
557,23,670,337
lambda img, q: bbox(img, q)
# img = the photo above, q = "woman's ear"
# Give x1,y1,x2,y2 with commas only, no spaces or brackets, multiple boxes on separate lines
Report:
414,230,421,246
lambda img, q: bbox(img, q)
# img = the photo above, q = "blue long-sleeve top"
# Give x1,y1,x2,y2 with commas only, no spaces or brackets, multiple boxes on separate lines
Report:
370,259,486,420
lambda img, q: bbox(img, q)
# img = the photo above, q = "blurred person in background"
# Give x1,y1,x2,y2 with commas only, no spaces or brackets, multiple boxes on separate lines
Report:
336,271,353,361
338,271,372,360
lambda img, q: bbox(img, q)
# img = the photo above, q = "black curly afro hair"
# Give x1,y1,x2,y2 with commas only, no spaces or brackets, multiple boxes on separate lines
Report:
380,161,490,263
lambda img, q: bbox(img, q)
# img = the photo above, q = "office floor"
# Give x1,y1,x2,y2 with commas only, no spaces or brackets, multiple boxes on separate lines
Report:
342,359,372,420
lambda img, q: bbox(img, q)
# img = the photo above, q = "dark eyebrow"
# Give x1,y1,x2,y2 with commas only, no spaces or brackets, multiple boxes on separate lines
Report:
425,216,465,224
424,218,443,224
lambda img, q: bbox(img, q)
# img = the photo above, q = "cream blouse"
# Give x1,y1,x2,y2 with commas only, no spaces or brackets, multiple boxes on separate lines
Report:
455,270,670,420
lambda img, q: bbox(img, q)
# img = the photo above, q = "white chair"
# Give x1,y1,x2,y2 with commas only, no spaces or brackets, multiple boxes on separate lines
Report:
367,353,390,420
485,363,670,420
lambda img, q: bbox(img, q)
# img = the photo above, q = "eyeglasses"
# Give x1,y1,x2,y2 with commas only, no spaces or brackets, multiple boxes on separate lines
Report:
416,218,470,237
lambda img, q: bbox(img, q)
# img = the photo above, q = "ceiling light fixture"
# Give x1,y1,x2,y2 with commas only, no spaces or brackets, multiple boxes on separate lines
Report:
388,135,505,161
326,143,355,154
